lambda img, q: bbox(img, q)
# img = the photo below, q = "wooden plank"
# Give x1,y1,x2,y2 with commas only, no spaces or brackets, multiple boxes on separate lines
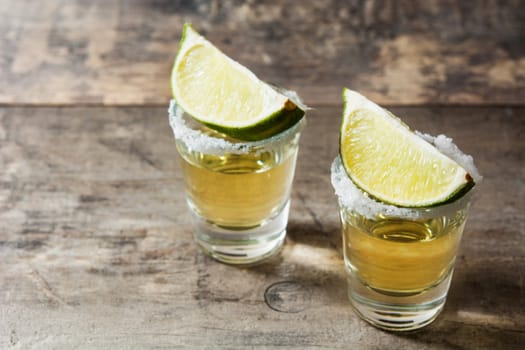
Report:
1,0,524,106
0,105,524,348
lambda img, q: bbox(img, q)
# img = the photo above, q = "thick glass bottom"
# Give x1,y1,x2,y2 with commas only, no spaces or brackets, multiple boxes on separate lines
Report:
191,201,289,265
347,269,454,331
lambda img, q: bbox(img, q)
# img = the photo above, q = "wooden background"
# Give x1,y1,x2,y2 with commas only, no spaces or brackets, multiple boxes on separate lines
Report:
1,1,524,349
1,0,524,106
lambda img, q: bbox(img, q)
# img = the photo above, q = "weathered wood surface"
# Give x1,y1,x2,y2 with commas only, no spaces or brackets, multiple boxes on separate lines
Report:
1,106,524,349
1,0,525,106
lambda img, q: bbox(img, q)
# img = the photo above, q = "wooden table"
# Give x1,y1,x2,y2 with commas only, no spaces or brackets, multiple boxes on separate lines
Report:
1,1,524,349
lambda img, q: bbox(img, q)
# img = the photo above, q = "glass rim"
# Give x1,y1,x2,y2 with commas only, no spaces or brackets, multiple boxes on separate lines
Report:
168,100,305,155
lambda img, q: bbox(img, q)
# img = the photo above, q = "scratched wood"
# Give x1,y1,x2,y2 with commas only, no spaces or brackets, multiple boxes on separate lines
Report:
0,106,523,349
1,0,525,106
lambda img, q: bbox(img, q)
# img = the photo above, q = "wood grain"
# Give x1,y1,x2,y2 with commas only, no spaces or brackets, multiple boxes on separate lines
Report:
1,0,524,106
1,105,523,349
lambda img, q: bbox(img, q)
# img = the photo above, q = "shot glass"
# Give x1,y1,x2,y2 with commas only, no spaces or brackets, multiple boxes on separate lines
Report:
169,100,304,264
331,135,480,331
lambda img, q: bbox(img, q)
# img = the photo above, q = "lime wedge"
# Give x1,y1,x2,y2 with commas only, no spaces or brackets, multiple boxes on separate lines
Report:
340,88,474,207
171,24,304,141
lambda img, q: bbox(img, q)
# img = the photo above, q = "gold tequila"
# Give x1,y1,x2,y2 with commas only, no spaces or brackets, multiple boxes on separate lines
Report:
177,143,298,228
342,209,467,295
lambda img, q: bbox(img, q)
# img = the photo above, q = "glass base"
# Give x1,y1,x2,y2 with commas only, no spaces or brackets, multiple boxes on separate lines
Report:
190,202,289,265
347,269,453,331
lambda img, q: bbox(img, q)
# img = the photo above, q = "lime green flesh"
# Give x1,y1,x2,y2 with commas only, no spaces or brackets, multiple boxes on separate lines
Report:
340,88,473,207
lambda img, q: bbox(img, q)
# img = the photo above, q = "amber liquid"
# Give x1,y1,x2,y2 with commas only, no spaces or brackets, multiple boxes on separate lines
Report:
177,142,298,228
342,209,467,295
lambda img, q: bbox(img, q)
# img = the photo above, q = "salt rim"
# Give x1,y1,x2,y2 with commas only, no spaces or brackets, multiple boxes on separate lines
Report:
169,100,247,155
331,133,482,219
168,99,305,155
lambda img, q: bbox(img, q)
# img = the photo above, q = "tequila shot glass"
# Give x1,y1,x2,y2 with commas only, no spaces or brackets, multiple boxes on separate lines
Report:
331,134,481,331
169,101,304,264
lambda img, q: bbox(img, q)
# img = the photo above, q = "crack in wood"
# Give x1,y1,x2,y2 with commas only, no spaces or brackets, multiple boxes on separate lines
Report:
27,263,69,308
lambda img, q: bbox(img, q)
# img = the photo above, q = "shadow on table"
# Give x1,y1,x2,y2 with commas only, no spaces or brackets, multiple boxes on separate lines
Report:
286,220,342,251
391,254,525,348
